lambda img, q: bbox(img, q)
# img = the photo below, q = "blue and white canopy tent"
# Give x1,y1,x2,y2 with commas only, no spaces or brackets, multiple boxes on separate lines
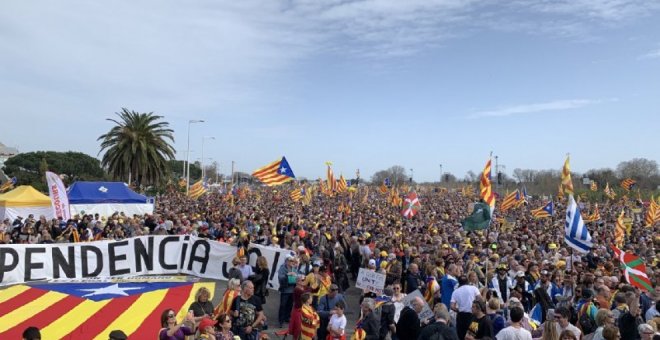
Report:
67,182,154,217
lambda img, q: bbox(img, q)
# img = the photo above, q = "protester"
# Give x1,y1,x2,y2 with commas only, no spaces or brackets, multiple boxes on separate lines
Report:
359,298,380,340
215,278,241,316
417,304,459,340
451,275,481,339
189,287,215,322
317,284,347,340
496,306,532,340
215,313,235,340
159,309,195,340
465,299,494,340
250,256,270,305
108,329,128,340
300,292,320,340
231,280,265,340
22,326,41,340
278,255,298,328
396,296,423,340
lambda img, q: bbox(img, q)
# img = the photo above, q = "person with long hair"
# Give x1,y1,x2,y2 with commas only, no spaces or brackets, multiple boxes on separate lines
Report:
159,308,195,340
558,329,577,340
250,256,270,305
214,278,241,317
189,287,214,322
541,320,560,340
214,313,235,340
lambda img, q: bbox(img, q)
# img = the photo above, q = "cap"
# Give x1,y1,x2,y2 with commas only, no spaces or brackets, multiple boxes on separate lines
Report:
312,260,322,267
329,284,339,291
548,243,557,249
380,250,388,257
380,260,388,268
541,270,549,276
516,271,525,278
198,317,216,331
368,259,376,267
109,330,128,340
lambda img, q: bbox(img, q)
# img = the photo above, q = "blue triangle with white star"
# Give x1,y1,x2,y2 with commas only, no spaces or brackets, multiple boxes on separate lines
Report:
30,282,191,301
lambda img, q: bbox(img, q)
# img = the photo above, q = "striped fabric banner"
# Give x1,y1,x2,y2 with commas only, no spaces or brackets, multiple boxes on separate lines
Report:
0,281,214,339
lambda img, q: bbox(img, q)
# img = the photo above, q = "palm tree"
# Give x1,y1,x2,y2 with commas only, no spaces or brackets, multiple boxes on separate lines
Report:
98,108,175,187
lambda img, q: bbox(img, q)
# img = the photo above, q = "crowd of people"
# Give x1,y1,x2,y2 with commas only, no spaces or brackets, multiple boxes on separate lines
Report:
4,184,660,340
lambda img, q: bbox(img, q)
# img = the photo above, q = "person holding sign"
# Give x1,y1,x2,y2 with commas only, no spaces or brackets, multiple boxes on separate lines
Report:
396,296,423,340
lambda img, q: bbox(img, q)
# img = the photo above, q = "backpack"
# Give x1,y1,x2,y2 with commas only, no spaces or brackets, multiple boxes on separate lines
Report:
578,303,597,335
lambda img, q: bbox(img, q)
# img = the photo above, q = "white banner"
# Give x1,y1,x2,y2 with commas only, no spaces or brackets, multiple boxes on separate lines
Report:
356,268,386,295
45,171,71,220
0,236,291,288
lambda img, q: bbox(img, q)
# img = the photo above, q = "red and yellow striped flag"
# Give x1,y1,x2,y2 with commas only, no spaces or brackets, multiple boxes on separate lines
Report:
214,288,239,316
479,157,496,215
645,196,659,227
326,162,336,194
0,281,214,339
561,155,574,195
500,190,519,212
300,304,320,340
615,210,626,247
336,174,348,193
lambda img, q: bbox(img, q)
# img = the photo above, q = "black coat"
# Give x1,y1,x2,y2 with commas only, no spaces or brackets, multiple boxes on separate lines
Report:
396,306,420,340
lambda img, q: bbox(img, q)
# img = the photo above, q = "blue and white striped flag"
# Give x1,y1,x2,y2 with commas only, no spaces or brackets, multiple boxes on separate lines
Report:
565,195,593,253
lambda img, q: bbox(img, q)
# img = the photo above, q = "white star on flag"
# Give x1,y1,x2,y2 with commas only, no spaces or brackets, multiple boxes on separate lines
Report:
79,283,142,297
280,167,287,174
98,186,108,193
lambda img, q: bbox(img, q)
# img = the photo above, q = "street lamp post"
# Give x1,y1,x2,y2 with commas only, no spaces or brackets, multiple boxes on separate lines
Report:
439,164,443,183
186,119,204,195
201,136,215,180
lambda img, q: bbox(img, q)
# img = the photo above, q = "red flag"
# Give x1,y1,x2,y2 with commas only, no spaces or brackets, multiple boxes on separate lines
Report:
401,192,421,218
611,245,653,291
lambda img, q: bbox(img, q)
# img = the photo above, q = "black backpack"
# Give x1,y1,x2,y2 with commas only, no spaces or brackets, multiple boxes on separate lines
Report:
578,303,597,335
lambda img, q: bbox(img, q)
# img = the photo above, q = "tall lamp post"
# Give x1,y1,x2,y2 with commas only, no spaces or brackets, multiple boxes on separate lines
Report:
186,119,204,195
201,136,215,180
439,164,443,183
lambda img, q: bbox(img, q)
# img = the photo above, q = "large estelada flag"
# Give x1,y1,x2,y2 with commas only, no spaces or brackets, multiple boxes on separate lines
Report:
0,281,214,339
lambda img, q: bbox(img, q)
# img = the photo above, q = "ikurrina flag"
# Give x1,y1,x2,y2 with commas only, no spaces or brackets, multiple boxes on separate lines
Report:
401,192,421,218
611,245,653,291
0,281,214,339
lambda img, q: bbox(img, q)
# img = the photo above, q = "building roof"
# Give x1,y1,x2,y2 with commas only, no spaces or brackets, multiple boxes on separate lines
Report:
0,142,18,156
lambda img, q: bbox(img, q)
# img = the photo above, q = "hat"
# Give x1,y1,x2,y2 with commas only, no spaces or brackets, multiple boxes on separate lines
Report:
312,260,322,267
329,284,339,291
497,264,508,271
368,259,376,267
516,271,525,278
380,260,389,269
548,243,557,249
541,270,549,276
109,330,128,340
380,251,388,257
198,317,216,332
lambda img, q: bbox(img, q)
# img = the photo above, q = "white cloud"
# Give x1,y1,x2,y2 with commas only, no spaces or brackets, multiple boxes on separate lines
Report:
639,48,660,60
469,99,598,118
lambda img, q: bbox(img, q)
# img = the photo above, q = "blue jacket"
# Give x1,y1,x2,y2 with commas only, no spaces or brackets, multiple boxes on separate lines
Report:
277,263,296,293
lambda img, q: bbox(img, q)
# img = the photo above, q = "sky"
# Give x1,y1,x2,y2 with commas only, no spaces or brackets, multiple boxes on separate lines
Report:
1,0,659,182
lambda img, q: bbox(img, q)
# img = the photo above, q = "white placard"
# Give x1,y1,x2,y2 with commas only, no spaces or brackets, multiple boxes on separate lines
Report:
401,289,434,321
355,268,386,295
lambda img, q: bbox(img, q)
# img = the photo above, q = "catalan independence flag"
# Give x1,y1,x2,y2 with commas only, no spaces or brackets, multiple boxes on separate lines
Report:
252,156,296,186
0,177,17,193
500,190,520,212
336,174,348,193
620,178,636,191
531,201,554,218
0,281,214,339
645,196,659,227
290,187,303,202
